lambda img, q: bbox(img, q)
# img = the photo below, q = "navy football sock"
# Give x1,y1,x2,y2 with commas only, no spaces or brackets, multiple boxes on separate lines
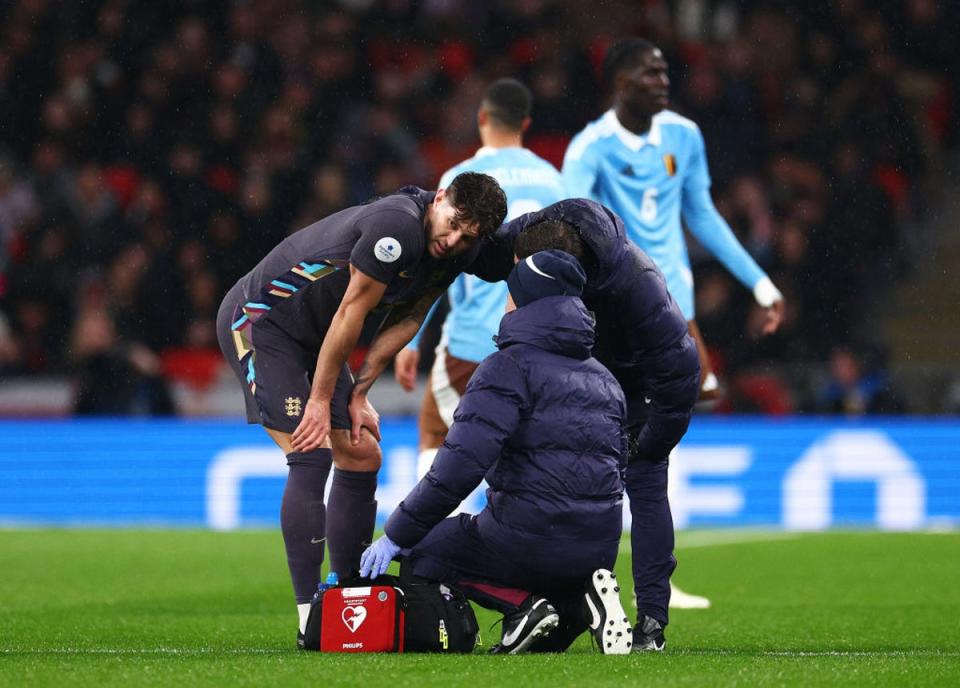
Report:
326,468,378,578
282,449,333,604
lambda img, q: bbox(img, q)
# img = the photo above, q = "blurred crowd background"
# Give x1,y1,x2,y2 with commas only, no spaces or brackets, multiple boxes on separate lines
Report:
1,0,958,416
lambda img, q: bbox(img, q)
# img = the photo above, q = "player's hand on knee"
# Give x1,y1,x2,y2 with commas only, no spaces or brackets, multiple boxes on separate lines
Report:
359,535,400,579
394,348,420,392
291,398,331,452
348,393,381,446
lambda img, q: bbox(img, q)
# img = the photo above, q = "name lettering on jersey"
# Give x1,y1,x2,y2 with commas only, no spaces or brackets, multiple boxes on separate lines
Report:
663,154,677,177
482,167,562,187
374,237,402,263
284,396,303,417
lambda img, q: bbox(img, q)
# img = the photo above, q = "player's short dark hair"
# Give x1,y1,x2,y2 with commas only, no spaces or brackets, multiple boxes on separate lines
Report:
445,172,508,238
603,38,659,85
481,78,532,131
514,219,597,276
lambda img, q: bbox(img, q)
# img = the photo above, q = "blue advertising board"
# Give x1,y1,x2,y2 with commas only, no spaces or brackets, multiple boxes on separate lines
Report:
0,417,957,530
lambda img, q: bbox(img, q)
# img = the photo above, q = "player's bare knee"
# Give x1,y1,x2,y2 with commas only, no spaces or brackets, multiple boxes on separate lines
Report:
330,429,382,472
421,432,446,451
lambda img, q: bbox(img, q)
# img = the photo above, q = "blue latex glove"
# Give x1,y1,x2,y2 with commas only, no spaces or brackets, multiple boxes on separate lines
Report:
359,535,400,579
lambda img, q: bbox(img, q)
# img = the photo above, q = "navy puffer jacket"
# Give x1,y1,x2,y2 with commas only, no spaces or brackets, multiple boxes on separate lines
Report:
385,295,626,553
469,198,700,462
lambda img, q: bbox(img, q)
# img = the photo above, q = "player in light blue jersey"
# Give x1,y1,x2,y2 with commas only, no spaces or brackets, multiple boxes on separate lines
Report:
394,78,566,478
563,38,784,404
563,38,785,627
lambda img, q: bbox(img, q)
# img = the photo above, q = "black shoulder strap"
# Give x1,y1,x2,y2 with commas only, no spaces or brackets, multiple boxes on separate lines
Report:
337,573,402,588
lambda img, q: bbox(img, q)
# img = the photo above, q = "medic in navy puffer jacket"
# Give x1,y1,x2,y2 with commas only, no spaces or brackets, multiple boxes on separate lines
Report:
468,198,700,463
385,294,627,565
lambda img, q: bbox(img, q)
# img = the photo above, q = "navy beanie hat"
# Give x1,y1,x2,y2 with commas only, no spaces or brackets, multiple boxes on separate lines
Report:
507,249,587,308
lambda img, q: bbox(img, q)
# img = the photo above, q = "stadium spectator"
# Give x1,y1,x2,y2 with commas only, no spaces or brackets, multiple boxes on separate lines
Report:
69,278,174,416
0,309,19,374
813,344,907,416
362,250,633,655
0,154,38,271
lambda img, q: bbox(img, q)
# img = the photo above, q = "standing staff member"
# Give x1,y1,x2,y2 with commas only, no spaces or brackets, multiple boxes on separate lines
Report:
467,198,701,651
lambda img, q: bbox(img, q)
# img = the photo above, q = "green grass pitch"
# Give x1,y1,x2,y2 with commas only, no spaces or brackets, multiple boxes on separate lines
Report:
1,529,957,687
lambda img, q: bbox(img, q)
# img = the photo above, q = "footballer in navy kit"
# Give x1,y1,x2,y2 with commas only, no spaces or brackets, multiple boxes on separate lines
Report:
215,173,506,645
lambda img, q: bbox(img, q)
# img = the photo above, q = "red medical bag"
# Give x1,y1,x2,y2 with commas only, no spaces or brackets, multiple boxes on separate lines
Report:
305,584,405,653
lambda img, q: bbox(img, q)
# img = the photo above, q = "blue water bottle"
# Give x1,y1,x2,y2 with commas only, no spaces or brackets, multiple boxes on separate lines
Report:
313,571,340,601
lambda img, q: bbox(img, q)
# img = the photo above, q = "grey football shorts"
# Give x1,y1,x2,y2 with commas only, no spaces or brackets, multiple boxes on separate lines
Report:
217,286,353,434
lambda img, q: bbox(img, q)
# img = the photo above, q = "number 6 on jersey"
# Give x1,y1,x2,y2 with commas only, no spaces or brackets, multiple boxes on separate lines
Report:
640,187,658,223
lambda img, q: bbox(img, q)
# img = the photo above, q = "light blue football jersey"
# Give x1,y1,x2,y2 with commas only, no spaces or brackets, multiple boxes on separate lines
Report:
563,109,767,319
408,146,566,362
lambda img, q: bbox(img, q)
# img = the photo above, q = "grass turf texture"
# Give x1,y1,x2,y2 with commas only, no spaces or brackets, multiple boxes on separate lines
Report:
0,530,957,687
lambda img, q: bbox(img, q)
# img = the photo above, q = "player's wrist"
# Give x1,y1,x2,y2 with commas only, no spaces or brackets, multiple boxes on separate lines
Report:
753,277,783,308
